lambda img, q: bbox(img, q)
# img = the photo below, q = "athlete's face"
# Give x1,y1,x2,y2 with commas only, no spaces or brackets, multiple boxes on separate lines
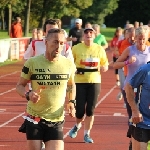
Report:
83,29,95,41
45,33,65,59
136,33,148,46
37,30,43,40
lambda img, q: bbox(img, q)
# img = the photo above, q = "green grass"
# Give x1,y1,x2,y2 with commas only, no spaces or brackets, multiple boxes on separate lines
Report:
0,30,10,39
0,30,32,39
101,27,115,41
0,59,21,67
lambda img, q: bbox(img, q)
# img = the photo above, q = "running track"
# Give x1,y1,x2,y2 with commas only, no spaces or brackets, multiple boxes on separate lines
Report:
0,50,130,150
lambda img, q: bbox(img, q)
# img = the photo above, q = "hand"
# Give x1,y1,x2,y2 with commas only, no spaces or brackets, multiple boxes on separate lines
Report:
131,111,143,124
72,37,77,42
29,90,40,103
67,103,76,117
100,66,108,72
129,55,136,64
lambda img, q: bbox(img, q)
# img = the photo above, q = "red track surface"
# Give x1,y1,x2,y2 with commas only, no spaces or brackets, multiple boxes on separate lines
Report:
0,50,130,150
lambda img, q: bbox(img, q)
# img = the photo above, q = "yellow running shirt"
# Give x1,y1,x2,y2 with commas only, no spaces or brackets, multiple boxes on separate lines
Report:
21,54,76,122
72,43,109,83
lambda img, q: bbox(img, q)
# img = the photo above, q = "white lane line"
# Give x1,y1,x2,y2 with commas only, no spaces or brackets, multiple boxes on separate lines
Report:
0,112,25,128
63,85,117,139
0,71,19,78
95,85,117,108
113,113,125,116
0,109,6,113
0,88,16,96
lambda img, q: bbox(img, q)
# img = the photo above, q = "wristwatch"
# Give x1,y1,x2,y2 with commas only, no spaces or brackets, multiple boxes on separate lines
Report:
25,91,31,101
69,100,76,106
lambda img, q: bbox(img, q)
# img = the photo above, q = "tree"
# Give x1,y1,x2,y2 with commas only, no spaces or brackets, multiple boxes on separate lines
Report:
34,0,94,28
105,0,150,27
80,0,119,25
24,0,31,36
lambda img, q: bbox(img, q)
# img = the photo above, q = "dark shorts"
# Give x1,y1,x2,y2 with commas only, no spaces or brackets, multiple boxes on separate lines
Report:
113,56,118,74
75,83,100,119
23,119,64,142
131,125,150,143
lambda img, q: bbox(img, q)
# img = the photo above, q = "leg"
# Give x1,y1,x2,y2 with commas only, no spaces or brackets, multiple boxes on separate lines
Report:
45,140,64,150
27,140,42,150
26,120,44,150
113,56,120,85
69,83,87,138
132,137,147,150
84,83,100,143
131,126,149,150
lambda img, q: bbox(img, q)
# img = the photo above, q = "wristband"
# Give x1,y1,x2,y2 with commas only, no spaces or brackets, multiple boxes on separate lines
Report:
124,60,130,66
25,91,31,101
69,100,76,106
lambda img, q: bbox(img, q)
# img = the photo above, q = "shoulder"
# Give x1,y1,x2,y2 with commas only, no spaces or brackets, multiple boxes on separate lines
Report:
72,43,83,50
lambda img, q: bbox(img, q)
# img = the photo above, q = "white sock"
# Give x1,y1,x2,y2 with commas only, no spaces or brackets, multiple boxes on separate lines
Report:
84,130,90,136
76,123,82,128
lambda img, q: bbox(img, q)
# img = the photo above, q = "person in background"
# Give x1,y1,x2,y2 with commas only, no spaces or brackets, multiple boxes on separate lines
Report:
29,28,37,44
10,17,22,38
113,26,150,150
69,27,109,143
148,20,150,27
92,24,108,49
134,21,139,29
110,27,123,86
55,19,68,38
37,28,43,40
85,22,92,28
16,28,76,150
140,22,143,27
67,18,84,46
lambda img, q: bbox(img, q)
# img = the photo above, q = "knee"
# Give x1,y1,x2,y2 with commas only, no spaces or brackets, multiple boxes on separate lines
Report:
86,110,94,116
76,112,84,119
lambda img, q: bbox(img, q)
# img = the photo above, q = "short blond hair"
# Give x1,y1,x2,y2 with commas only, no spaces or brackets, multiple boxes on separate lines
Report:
135,26,150,36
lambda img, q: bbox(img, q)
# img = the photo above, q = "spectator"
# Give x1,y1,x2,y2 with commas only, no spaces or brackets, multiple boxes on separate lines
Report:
10,17,23,38
67,18,84,46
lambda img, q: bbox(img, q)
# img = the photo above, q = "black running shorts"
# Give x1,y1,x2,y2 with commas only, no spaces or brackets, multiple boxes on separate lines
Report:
26,119,64,142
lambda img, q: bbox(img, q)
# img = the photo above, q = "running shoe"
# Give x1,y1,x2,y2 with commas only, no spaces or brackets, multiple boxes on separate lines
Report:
69,125,81,138
116,81,120,86
116,92,123,101
84,134,94,143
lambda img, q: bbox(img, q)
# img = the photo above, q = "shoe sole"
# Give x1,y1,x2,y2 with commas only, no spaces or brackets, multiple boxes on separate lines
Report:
84,141,94,143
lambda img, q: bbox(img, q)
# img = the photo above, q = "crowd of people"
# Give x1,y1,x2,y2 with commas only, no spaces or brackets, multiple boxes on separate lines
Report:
15,17,150,150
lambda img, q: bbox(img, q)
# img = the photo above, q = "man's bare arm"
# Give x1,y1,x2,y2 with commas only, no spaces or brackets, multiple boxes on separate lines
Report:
125,83,143,124
66,81,76,101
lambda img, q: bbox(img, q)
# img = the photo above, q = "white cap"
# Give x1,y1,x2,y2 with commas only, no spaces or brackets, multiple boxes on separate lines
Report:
75,19,82,24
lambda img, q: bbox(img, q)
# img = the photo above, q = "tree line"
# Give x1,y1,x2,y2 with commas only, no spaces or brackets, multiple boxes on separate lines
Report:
105,0,150,28
0,0,119,36
0,0,150,36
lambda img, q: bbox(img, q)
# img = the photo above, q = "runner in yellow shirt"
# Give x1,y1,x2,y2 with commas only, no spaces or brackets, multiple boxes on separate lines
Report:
69,27,109,143
16,29,76,150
